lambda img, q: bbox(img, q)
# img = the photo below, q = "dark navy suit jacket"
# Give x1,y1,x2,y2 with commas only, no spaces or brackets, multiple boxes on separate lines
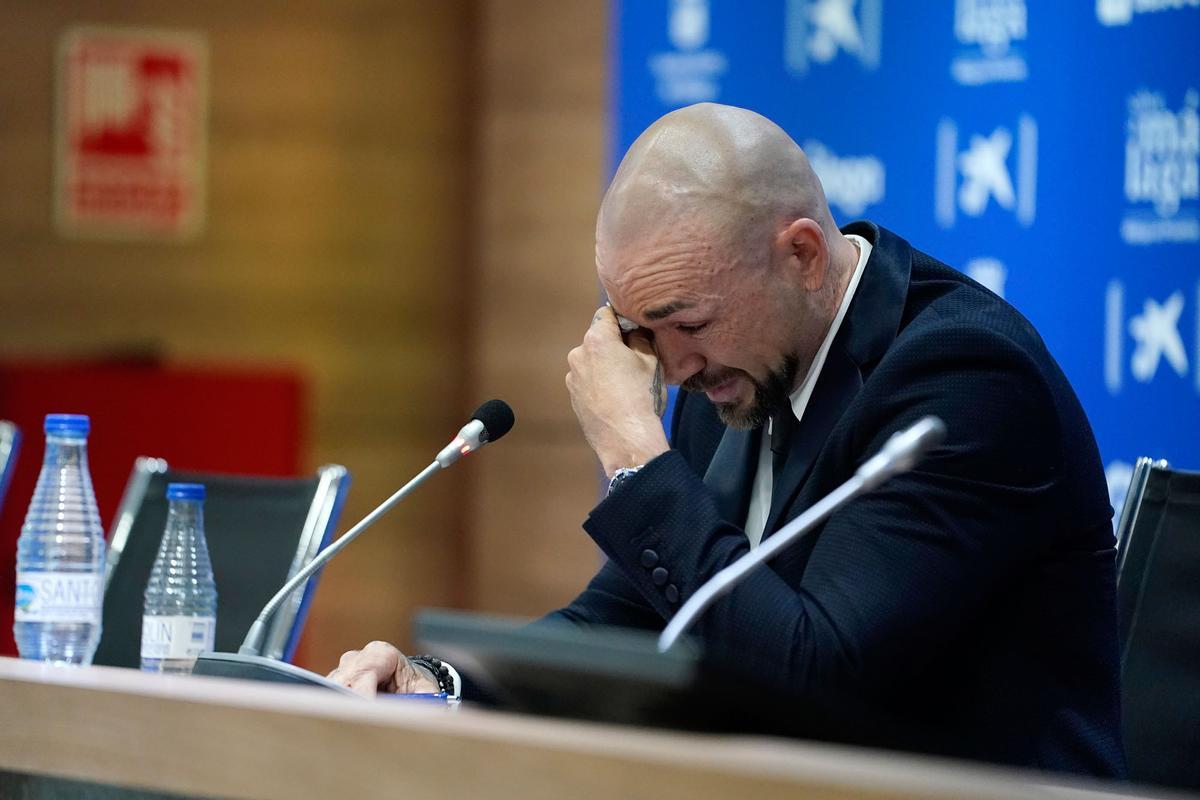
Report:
547,222,1126,777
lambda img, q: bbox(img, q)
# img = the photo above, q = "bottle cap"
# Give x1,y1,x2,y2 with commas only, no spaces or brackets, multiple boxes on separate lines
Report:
44,414,90,437
166,483,206,501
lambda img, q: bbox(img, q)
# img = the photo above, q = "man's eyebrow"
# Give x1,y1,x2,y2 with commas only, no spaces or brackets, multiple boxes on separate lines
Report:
643,301,696,321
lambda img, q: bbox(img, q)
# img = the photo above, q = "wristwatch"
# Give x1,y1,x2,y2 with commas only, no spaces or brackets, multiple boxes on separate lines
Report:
607,464,645,496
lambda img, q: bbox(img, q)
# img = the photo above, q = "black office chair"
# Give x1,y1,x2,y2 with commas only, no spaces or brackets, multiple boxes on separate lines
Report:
94,457,350,668
1115,457,1200,792
0,420,19,517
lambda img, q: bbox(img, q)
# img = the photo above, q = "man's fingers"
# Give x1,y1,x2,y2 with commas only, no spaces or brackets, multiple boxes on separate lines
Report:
336,649,360,670
328,641,405,697
625,328,655,355
327,663,378,696
357,641,401,676
347,670,381,698
586,305,621,341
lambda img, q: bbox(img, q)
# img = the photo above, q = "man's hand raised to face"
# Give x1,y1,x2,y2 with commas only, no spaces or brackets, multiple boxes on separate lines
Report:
327,641,439,698
566,305,670,477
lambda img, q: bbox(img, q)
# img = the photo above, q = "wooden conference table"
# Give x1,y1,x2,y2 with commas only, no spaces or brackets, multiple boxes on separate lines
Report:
0,656,1175,800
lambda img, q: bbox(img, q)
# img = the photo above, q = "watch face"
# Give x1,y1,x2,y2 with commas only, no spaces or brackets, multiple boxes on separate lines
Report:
608,466,642,495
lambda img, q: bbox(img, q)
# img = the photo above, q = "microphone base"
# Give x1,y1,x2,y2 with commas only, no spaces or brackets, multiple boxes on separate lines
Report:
192,651,358,697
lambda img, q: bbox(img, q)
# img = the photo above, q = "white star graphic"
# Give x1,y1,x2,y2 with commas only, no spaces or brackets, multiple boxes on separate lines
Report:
1129,291,1189,382
958,127,1017,216
808,0,863,63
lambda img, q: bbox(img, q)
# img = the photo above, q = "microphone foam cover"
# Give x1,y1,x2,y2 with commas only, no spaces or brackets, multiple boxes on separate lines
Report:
472,399,515,442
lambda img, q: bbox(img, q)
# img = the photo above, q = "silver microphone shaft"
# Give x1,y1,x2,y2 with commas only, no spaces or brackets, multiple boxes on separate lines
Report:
235,400,514,659
239,461,442,656
657,415,945,653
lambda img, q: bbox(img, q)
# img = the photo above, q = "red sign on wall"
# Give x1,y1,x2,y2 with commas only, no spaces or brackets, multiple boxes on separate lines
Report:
55,27,207,239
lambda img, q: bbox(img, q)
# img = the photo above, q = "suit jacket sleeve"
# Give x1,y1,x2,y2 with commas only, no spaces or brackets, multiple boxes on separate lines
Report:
577,325,1080,699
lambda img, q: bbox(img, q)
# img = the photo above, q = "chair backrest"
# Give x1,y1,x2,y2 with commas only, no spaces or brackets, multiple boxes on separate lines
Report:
93,458,349,668
1115,458,1200,792
0,421,18,519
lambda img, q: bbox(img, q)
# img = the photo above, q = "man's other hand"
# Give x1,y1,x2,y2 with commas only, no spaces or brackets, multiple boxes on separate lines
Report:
327,641,439,698
566,305,670,477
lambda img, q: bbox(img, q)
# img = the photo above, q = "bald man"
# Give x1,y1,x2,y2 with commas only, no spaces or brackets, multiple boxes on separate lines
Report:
331,104,1125,777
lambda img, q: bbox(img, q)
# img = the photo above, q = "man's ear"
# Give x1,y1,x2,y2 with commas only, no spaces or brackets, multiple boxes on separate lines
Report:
776,218,829,292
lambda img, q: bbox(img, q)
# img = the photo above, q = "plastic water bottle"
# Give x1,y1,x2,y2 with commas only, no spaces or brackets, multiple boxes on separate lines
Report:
140,483,217,675
13,414,106,664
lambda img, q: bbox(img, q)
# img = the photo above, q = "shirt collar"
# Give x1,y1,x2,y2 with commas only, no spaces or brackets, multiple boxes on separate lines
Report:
785,233,873,422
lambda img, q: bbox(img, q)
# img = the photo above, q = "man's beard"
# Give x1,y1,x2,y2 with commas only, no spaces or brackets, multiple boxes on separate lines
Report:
681,354,799,429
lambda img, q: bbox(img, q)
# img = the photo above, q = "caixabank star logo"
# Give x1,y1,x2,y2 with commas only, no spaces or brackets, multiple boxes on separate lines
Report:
935,115,1038,228
1105,281,1198,394
784,0,883,77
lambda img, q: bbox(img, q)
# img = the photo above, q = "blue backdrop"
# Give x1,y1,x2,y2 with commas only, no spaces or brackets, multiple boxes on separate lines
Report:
612,0,1200,515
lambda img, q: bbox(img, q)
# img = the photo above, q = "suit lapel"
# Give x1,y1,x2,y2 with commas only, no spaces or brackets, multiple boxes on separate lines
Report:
702,425,758,525
760,220,913,540
762,343,863,537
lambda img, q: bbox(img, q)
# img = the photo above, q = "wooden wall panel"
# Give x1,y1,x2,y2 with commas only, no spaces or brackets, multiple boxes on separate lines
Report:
0,0,610,668
468,1,610,615
0,0,472,668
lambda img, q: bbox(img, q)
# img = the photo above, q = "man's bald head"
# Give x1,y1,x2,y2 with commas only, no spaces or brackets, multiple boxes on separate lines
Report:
593,104,860,429
597,103,838,272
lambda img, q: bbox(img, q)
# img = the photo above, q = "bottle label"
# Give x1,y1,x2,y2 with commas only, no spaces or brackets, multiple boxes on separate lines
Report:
14,571,102,623
140,615,216,660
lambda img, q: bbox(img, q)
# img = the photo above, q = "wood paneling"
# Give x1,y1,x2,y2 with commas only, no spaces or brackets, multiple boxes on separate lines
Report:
0,0,472,668
0,0,610,667
467,1,609,614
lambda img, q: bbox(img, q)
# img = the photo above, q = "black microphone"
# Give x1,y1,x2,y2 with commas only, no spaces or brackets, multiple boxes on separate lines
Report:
240,400,515,655
436,399,516,466
658,415,946,652
192,401,514,689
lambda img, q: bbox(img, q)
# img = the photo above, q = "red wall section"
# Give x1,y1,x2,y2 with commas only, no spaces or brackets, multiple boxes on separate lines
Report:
0,360,305,656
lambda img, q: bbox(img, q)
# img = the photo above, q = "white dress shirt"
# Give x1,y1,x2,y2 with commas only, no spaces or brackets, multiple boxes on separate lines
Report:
743,234,873,547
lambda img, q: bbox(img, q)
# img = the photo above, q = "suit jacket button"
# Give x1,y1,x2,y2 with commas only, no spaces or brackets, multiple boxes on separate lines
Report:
651,567,669,586
665,584,680,604
640,549,659,568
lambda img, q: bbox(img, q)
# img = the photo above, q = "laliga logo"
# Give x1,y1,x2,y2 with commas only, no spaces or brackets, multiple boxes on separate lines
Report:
935,115,1038,228
804,140,885,217
1119,89,1200,245
1097,0,1200,26
785,0,882,77
1105,281,1197,394
1120,89,1200,244
951,0,1029,85
1126,90,1199,217
650,0,727,104
955,0,1026,57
